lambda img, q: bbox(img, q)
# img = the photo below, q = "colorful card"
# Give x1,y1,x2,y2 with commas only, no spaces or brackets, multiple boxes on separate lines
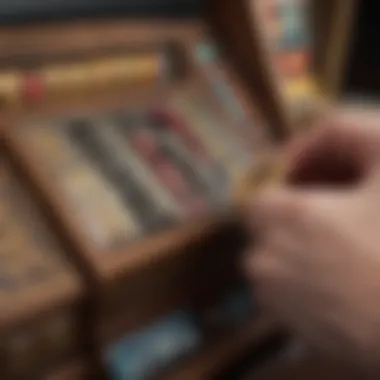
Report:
106,311,203,380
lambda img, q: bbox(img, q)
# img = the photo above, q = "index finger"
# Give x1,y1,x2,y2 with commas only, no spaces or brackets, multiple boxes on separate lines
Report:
248,188,307,236
284,110,380,187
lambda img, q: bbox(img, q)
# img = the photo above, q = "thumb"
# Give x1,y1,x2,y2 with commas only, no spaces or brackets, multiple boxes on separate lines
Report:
249,187,309,234
363,166,380,195
284,111,380,187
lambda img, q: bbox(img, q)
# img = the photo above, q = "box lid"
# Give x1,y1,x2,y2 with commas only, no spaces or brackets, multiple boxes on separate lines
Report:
0,1,357,135
205,0,290,140
205,0,357,133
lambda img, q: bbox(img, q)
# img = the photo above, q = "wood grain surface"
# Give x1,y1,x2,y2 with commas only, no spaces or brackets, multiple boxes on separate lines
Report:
0,155,84,379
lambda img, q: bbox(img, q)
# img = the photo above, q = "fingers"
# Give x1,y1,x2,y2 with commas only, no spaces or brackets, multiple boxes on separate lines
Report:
248,188,309,235
244,247,290,313
245,187,314,305
245,230,299,282
245,242,310,321
246,186,350,293
248,185,354,242
284,110,380,186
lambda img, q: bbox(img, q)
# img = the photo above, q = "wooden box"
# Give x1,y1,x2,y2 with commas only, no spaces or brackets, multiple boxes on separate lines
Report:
0,149,85,379
1,2,280,346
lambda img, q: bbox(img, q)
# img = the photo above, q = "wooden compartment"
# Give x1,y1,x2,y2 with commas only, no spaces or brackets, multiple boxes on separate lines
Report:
164,314,284,380
236,348,357,380
101,280,282,380
2,8,280,346
0,148,85,379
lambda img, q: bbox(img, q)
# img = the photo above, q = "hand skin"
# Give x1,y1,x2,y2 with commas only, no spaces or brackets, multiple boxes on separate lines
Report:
246,110,380,374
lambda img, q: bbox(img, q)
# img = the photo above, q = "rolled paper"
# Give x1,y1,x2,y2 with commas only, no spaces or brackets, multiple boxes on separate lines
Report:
150,108,212,162
154,130,210,197
41,53,168,97
0,49,174,107
150,108,231,207
97,120,183,220
114,112,200,217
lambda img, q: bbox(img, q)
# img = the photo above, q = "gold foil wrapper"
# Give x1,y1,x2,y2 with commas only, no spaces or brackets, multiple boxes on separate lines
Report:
234,159,284,208
41,54,163,97
94,122,183,219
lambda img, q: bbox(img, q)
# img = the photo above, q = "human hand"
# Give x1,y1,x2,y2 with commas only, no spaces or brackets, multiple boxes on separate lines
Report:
246,109,380,372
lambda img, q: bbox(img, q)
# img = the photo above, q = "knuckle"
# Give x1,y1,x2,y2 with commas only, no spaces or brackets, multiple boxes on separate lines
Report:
248,250,281,281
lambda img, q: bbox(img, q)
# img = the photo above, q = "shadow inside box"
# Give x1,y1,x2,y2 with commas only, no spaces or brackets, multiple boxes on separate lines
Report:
236,346,363,380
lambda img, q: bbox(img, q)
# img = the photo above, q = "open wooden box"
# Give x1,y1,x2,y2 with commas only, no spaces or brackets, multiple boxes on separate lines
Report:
0,0,359,378
0,8,287,378
2,1,279,340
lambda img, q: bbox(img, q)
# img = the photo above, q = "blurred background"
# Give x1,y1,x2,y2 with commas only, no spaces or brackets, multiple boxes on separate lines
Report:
1,1,380,380
0,0,202,22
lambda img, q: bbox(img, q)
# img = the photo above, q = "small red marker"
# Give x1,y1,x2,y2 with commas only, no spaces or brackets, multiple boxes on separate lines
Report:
22,75,45,104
